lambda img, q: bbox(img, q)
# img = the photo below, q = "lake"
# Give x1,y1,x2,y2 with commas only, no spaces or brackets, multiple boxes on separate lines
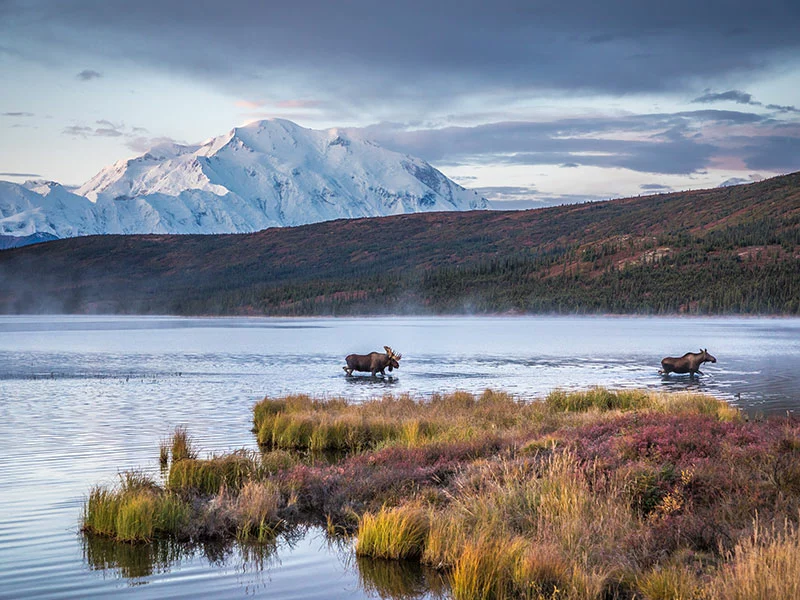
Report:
1,315,798,598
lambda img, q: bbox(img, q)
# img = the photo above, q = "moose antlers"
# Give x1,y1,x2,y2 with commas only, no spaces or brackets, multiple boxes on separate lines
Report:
384,346,402,360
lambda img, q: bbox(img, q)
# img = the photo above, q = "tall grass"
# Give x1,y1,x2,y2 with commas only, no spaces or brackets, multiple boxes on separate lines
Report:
170,426,197,462
82,472,190,542
710,517,800,599
356,505,429,560
167,450,260,496
545,388,652,412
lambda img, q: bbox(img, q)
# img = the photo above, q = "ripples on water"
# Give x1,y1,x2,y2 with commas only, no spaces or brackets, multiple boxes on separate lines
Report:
0,315,798,598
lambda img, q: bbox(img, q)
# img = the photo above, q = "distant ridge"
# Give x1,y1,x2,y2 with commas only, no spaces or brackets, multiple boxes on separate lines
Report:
0,172,798,316
0,232,59,250
0,119,488,238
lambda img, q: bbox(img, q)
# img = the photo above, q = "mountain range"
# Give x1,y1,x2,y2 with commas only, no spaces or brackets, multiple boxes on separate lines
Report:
0,119,488,239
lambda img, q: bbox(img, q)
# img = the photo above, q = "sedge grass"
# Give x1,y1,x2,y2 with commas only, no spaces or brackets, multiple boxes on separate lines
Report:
83,473,190,542
167,450,260,496
356,505,430,560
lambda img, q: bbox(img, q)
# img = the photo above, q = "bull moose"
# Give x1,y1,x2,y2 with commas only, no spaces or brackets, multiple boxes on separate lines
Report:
659,348,717,377
343,346,402,377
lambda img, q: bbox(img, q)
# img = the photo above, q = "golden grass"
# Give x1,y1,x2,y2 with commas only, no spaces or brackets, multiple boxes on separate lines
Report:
170,426,197,462
234,481,283,542
82,472,190,543
710,518,800,600
167,450,260,496
636,564,704,600
545,388,652,412
356,504,430,560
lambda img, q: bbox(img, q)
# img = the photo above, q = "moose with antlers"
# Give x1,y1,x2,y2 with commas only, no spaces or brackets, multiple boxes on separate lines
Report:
343,346,402,377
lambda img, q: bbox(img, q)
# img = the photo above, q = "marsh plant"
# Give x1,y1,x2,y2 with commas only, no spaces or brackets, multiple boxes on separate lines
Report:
83,388,800,599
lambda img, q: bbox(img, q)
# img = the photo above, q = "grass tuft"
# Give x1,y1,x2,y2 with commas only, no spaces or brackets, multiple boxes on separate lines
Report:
356,505,430,560
167,450,260,496
82,472,190,542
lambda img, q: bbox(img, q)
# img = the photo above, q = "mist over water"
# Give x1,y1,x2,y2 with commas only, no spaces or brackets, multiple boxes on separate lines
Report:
1,315,798,598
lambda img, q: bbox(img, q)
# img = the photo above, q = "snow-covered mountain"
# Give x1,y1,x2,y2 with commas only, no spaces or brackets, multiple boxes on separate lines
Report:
0,119,488,240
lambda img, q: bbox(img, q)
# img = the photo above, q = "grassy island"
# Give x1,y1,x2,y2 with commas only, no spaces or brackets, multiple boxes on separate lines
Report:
83,389,800,599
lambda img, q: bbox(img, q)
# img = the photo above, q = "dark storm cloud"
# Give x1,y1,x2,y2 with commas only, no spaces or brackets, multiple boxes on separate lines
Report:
2,1,799,103
347,109,800,175
76,69,102,81
742,136,800,171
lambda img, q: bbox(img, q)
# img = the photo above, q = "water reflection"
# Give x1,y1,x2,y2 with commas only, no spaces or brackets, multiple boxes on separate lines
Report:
355,556,449,600
82,529,287,584
83,535,192,580
82,527,452,599
345,375,401,388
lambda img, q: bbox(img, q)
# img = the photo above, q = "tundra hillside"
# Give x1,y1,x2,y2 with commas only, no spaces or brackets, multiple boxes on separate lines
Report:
1,172,798,315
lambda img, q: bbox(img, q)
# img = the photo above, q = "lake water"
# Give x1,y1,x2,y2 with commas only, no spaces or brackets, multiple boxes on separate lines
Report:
1,315,798,599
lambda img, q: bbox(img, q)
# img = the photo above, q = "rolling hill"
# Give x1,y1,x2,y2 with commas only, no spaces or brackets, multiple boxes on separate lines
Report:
1,171,798,315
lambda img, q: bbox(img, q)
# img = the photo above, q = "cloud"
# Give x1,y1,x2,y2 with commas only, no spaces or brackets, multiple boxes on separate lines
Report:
742,136,800,171
235,99,266,109
62,125,93,136
62,121,167,146
692,91,800,114
76,69,102,81
3,1,799,112
2,111,34,117
692,90,760,106
125,135,183,153
640,183,672,191
345,108,800,176
766,103,800,114
275,99,324,109
0,172,42,178
479,185,609,210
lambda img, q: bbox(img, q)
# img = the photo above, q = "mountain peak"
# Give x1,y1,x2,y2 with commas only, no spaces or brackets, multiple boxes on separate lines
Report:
2,119,489,238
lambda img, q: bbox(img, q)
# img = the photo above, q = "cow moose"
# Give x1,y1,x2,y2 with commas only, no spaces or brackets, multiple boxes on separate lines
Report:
343,346,402,377
659,348,717,377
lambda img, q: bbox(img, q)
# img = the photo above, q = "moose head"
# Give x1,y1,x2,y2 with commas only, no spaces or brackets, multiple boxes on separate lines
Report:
384,346,402,371
700,348,717,363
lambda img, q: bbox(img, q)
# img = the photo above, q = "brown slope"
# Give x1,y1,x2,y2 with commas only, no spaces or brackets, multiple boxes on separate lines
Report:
0,171,798,314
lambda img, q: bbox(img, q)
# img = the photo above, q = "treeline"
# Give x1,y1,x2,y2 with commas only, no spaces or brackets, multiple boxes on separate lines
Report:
161,225,799,316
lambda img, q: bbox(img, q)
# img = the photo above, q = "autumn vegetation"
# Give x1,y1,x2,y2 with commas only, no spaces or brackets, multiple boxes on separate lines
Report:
82,388,800,598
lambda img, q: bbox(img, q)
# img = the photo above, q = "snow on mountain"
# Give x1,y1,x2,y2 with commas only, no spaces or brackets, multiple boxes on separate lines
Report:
0,180,98,238
0,119,489,240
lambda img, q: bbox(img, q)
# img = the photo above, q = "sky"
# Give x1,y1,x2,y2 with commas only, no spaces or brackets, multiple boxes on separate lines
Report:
1,0,799,208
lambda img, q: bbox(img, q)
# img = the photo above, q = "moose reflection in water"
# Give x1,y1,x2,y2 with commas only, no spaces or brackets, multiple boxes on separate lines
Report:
343,346,402,377
659,348,717,377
